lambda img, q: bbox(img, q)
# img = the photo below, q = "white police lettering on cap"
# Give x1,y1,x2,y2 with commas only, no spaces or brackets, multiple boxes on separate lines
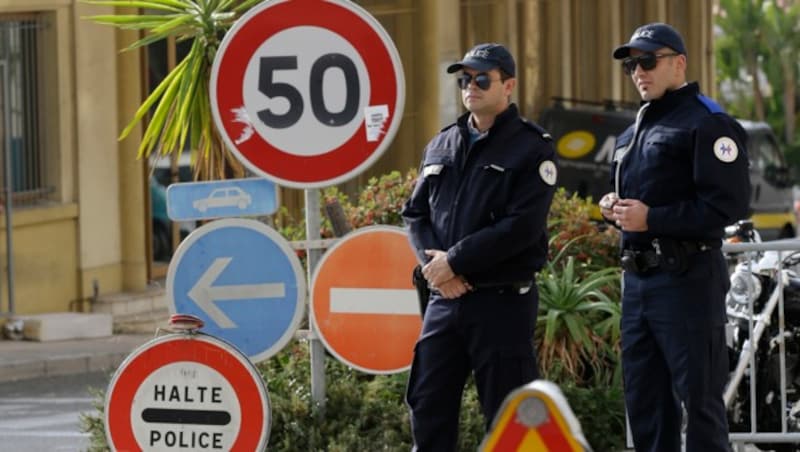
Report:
539,160,557,186
713,136,738,163
633,29,655,40
467,49,490,59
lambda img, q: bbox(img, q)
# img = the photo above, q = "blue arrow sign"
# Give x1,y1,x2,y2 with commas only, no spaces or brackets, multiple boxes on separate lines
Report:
166,219,306,362
166,177,278,221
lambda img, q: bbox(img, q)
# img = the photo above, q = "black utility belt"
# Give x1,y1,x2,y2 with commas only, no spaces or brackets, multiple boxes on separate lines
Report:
621,239,719,275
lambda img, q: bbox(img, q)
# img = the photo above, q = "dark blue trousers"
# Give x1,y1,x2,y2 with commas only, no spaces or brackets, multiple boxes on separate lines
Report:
405,288,538,452
622,250,731,452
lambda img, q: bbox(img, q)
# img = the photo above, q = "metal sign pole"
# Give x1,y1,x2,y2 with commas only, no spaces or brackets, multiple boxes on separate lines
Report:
305,188,326,411
0,49,14,315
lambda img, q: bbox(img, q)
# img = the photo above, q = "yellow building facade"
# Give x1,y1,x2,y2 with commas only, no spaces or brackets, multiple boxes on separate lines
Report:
0,0,713,316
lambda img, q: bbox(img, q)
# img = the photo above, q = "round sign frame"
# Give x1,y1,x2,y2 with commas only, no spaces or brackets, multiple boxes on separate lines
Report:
310,225,420,375
166,218,307,363
210,0,406,189
104,333,270,451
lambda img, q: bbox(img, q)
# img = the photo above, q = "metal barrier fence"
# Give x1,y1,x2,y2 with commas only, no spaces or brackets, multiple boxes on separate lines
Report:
722,239,800,450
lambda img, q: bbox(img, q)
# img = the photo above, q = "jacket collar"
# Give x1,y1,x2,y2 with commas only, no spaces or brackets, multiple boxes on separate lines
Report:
642,81,698,112
457,103,519,133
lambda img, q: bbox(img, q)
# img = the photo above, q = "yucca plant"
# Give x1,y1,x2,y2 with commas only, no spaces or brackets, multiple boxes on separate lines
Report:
86,0,262,180
536,235,621,384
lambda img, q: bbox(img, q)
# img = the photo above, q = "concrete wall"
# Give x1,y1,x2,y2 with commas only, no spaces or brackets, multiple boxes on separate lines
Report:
0,0,146,315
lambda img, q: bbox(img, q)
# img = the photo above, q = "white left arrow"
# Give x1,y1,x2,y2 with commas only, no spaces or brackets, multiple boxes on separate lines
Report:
188,257,286,328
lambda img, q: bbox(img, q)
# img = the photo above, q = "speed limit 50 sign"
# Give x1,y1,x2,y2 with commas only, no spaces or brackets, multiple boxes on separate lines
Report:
210,0,406,188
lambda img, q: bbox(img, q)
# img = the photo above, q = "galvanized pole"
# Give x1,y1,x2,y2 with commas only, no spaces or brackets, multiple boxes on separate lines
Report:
305,188,326,411
0,46,14,315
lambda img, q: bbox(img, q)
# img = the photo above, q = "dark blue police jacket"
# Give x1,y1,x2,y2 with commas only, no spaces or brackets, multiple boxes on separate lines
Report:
402,103,558,285
612,82,751,249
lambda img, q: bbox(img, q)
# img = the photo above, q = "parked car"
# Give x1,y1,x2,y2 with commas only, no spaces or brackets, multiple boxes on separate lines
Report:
150,178,172,262
150,152,195,261
538,98,796,240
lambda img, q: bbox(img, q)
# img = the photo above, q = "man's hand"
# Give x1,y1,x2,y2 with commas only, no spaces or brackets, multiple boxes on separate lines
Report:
612,198,649,231
599,192,619,221
423,249,455,287
436,277,470,299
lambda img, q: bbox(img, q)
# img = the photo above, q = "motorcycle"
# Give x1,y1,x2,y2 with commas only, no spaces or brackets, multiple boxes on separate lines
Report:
724,220,800,451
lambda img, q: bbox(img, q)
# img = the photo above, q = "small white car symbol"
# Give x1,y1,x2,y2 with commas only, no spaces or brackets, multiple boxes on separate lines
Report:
193,187,252,212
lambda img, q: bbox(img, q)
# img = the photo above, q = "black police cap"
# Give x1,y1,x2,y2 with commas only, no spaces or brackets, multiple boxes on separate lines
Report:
447,43,516,77
613,22,687,59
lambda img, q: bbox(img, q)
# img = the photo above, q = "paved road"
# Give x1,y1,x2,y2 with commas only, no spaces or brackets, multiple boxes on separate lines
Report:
0,371,110,452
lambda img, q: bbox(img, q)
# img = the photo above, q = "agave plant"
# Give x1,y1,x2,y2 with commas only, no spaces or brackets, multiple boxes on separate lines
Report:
86,0,263,180
535,235,621,384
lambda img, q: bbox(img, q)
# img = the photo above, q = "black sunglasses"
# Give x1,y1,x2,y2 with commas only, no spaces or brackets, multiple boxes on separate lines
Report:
456,72,500,90
621,52,680,75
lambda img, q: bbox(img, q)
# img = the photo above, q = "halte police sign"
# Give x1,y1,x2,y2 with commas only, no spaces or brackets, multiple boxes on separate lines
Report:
105,334,270,451
210,0,405,188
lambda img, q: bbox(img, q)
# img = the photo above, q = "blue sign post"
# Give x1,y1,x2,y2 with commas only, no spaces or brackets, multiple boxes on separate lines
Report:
166,219,305,362
166,177,278,221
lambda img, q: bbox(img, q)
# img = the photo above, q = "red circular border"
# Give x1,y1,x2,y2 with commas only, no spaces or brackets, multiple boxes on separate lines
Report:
310,226,420,374
106,336,267,451
214,0,399,184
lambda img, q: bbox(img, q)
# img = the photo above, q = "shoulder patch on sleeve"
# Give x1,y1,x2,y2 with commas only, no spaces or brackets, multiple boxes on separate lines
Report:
538,160,557,186
713,136,739,163
520,117,553,141
696,94,725,114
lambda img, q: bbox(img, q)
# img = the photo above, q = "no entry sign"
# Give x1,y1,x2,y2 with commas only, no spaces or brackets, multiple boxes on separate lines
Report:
210,0,405,188
105,334,270,451
310,226,420,374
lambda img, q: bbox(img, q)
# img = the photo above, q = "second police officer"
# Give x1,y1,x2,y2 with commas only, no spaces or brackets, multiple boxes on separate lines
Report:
600,23,751,452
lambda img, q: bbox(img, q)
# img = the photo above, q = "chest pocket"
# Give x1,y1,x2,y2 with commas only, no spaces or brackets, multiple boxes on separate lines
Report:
636,126,693,194
642,126,691,163
467,161,515,222
422,148,455,209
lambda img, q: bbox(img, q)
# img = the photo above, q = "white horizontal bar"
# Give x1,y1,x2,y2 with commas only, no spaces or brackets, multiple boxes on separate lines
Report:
330,288,419,316
290,238,338,250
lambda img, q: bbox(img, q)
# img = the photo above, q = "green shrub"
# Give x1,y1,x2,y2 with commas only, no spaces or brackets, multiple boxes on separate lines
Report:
562,380,626,452
262,341,485,451
536,244,621,385
547,188,620,272
79,387,110,452
324,169,417,231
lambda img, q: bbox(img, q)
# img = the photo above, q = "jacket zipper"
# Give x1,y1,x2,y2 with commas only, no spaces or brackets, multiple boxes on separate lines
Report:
615,103,649,195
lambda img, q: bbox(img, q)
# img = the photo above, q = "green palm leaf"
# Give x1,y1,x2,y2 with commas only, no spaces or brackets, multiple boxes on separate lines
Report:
85,0,257,180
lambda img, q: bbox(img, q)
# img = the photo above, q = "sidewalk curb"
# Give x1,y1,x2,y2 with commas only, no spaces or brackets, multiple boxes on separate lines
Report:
0,351,130,383
0,334,152,383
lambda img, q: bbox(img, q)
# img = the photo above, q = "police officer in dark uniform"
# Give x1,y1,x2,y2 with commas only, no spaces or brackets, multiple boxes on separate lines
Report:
402,43,558,451
600,23,750,452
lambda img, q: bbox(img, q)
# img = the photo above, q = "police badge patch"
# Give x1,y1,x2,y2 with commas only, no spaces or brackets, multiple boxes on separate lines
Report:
539,160,557,186
713,137,738,163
